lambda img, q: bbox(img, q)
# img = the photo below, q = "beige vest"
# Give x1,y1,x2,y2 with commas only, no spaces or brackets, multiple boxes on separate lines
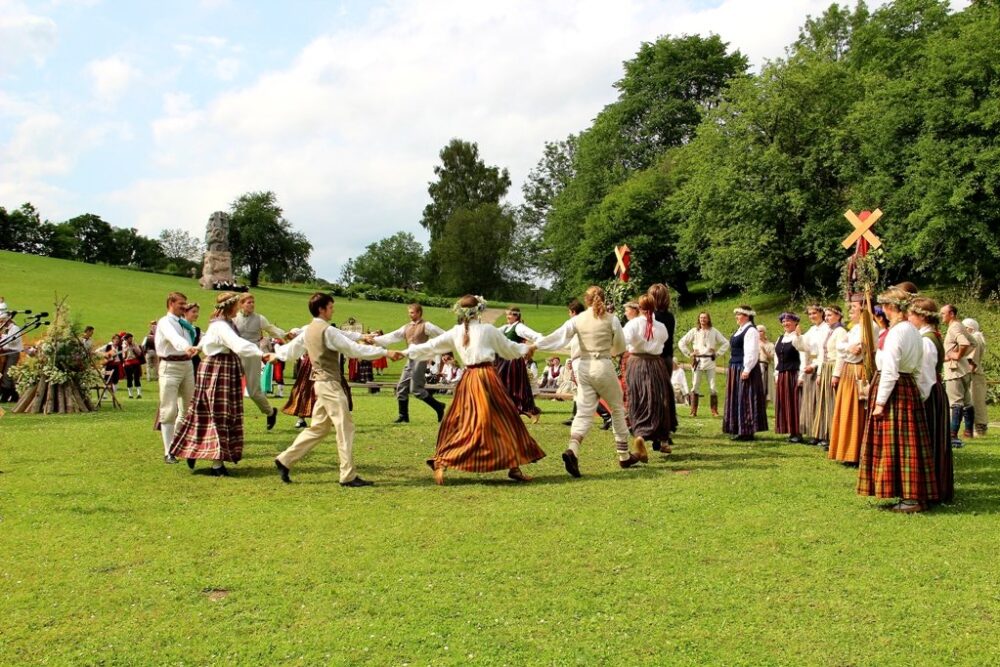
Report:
235,312,263,343
305,320,342,383
405,320,428,345
573,311,616,358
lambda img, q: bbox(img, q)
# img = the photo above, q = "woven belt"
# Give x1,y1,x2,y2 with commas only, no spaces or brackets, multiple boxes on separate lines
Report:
162,355,189,362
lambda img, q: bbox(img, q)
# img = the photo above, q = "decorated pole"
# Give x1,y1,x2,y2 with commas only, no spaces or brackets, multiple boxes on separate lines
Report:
613,244,631,282
842,209,883,383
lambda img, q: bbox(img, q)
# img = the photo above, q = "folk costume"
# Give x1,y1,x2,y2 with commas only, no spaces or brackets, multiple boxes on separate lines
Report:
678,325,728,417
651,309,679,434
917,324,953,503
963,319,987,436
857,320,938,506
758,333,776,404
671,365,690,407
722,311,768,440
828,319,877,464
774,315,806,441
155,311,196,462
536,303,646,476
795,319,828,440
170,316,265,471
122,336,144,398
495,320,543,420
622,313,672,451
404,305,545,482
282,354,315,427
811,317,847,446
275,319,390,484
234,309,286,421
375,318,447,423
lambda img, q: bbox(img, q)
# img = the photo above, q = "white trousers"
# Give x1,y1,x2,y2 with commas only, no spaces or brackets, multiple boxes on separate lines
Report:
570,358,629,446
277,380,356,482
691,366,717,395
158,360,194,455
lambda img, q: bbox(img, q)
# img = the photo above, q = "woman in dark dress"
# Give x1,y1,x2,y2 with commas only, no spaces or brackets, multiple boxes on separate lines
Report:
647,284,678,447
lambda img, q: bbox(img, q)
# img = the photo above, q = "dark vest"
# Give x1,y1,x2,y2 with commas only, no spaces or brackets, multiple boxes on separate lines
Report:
504,323,525,343
730,325,751,367
923,330,945,380
653,310,675,361
775,335,800,373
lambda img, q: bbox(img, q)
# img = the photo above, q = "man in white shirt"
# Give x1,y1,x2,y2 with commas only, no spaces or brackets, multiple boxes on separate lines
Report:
234,294,289,430
374,303,446,423
155,291,199,463
677,312,729,417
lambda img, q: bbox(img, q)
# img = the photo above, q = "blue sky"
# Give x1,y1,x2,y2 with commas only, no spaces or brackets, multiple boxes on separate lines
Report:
0,0,968,281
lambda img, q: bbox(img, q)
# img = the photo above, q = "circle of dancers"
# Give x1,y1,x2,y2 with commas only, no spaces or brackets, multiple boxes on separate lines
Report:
140,280,983,513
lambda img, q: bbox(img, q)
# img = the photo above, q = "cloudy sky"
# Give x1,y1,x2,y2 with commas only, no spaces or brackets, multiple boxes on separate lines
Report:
0,0,968,281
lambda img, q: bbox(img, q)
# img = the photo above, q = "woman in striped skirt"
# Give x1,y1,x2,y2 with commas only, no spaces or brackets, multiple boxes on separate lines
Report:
857,287,938,512
811,306,847,448
774,312,804,443
496,306,543,422
909,296,953,503
723,306,768,441
282,352,315,429
404,295,545,485
828,298,876,465
623,294,672,455
171,291,274,476
796,305,826,443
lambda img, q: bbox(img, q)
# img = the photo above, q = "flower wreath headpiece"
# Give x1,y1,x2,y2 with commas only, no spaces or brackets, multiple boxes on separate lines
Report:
910,304,936,319
453,295,487,321
214,294,242,311
876,295,911,309
733,307,756,317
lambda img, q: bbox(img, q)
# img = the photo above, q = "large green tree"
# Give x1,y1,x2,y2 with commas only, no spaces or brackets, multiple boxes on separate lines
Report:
228,191,314,287
341,232,425,289
431,203,516,297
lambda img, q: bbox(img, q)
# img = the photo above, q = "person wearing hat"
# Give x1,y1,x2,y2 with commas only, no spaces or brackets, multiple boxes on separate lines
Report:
963,318,987,436
722,305,768,441
774,312,805,443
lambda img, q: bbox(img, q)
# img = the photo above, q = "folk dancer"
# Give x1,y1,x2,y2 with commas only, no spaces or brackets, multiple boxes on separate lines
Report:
535,286,647,477
274,293,402,487
155,292,200,464
677,312,729,417
810,306,847,449
857,287,937,513
623,294,672,455
375,304,447,423
647,284,678,439
722,306,768,441
171,292,274,476
560,298,614,431
795,305,827,444
757,325,776,404
234,294,288,430
910,297,953,503
495,306,543,421
774,312,806,443
828,298,877,465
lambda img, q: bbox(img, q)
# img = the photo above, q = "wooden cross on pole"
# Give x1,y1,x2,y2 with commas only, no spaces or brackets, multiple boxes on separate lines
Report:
613,244,631,282
841,208,883,249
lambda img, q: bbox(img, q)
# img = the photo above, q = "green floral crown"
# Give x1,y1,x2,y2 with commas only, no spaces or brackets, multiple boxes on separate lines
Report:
453,295,487,321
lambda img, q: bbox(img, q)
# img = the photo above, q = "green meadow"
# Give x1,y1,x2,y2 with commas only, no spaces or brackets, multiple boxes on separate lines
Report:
2,250,1000,665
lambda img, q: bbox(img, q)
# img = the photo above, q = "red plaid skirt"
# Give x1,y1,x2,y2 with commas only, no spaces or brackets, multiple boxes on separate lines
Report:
430,364,545,473
170,352,246,463
494,356,540,417
624,353,672,440
774,370,800,435
857,373,937,501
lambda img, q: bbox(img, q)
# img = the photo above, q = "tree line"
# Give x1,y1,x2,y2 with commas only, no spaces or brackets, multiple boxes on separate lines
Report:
345,0,998,304
0,191,315,287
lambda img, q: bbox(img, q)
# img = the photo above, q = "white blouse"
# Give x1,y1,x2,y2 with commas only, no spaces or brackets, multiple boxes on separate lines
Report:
623,315,668,355
405,322,530,367
916,325,938,401
199,319,264,359
875,321,925,405
776,332,809,382
834,321,877,377
795,322,828,369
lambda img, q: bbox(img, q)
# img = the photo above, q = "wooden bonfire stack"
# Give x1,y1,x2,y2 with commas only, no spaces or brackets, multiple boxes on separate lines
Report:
12,298,99,414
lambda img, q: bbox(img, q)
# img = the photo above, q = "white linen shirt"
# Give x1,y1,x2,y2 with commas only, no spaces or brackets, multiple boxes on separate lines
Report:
623,315,668,355
405,322,530,366
834,321,877,377
199,319,265,359
374,320,446,347
534,315,626,358
875,321,924,405
678,327,729,370
155,312,192,357
274,324,364,363
916,325,939,401
498,321,542,342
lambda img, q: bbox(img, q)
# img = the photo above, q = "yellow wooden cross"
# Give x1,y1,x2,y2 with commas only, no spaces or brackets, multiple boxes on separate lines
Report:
613,244,631,280
841,208,883,249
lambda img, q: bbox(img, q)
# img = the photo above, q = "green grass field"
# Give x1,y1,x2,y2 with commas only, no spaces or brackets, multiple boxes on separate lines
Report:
2,251,1000,665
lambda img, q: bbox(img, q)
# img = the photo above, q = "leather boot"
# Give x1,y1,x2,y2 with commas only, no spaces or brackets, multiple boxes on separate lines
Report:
394,399,410,423
690,393,699,417
963,406,975,439
421,395,446,422
596,402,612,430
710,393,719,417
950,405,963,446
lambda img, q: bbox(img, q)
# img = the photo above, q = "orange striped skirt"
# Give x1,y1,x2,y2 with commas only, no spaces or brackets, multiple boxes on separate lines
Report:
828,362,866,463
429,364,546,473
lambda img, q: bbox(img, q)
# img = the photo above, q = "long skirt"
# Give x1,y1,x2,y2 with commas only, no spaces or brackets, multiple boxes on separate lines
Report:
429,364,546,473
282,356,316,418
356,359,374,384
774,370,800,435
926,380,954,503
624,353,672,441
828,363,866,463
170,352,245,463
722,363,768,436
811,361,836,441
799,367,819,436
857,373,938,502
494,357,541,417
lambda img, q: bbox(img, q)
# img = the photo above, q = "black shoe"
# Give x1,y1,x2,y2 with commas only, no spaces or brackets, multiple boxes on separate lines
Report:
651,440,661,452
186,458,196,470
266,407,278,431
295,418,307,429
275,459,291,484
210,465,229,477
340,477,374,487
562,449,581,478
562,419,573,426
600,418,612,431
787,436,802,444
730,434,754,442
164,454,178,464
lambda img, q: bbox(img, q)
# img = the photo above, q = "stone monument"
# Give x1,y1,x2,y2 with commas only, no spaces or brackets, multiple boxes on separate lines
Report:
199,211,234,289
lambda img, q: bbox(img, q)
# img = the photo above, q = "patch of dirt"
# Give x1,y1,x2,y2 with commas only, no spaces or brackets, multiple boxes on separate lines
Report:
203,588,230,601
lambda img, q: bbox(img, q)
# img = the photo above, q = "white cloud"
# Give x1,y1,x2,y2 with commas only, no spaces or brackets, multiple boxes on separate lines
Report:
214,57,241,81
0,10,58,68
86,54,139,103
